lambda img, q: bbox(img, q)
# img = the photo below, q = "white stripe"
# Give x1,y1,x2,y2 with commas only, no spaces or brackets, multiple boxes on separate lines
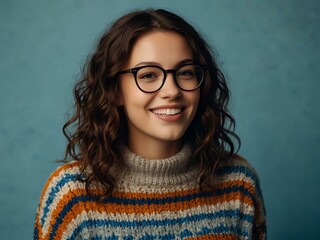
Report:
62,200,253,239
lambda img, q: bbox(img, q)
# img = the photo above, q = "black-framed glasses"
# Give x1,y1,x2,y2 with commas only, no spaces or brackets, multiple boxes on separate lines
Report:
118,63,207,93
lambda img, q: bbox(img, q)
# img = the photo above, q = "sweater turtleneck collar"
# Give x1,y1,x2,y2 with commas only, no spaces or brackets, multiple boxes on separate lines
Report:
117,144,197,187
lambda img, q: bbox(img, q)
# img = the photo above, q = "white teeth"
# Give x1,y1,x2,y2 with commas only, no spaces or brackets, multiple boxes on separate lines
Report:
152,108,182,115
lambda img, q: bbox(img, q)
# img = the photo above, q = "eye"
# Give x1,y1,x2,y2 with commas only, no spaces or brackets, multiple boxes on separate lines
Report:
137,67,163,82
140,72,158,79
176,68,195,79
137,72,161,83
178,70,194,76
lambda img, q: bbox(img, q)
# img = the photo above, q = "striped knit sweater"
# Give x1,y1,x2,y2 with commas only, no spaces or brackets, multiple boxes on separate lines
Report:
33,145,266,239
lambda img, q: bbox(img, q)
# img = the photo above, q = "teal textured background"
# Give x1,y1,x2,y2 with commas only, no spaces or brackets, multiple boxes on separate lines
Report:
1,0,319,239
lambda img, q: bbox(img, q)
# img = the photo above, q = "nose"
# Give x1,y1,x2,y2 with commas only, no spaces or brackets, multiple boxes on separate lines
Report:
158,72,181,99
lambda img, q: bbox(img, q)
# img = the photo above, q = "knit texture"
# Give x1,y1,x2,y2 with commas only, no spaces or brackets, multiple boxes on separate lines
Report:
33,145,266,239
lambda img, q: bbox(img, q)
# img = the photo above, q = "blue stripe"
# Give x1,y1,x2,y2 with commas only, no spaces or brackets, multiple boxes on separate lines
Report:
40,173,80,225
92,234,119,240
217,165,258,183
180,229,193,238
67,211,251,239
33,227,39,240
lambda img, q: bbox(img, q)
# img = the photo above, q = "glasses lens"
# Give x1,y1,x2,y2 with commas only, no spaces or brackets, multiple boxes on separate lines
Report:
175,64,203,90
136,66,164,92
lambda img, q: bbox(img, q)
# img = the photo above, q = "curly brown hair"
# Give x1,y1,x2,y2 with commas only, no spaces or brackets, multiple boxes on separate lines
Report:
63,9,240,198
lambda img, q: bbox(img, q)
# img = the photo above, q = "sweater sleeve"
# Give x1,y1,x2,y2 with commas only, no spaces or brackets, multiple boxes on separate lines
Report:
238,156,267,240
33,162,81,240
228,156,267,240
252,171,267,240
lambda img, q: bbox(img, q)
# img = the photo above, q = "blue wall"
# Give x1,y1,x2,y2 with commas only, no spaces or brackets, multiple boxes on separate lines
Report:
1,0,319,239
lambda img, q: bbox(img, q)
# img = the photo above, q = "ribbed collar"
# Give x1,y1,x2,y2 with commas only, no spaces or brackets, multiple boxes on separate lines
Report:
117,144,197,187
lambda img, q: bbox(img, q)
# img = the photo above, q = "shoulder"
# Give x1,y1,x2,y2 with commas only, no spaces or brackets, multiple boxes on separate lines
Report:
42,161,83,193
36,161,85,221
215,155,263,194
39,161,85,200
217,155,260,179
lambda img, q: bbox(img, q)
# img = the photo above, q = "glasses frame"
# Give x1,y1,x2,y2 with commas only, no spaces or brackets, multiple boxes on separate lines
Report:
118,63,207,93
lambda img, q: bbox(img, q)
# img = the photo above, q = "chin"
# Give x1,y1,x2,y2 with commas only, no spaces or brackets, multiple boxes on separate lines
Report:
156,131,186,142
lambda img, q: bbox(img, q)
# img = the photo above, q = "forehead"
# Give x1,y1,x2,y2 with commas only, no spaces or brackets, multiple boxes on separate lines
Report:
126,31,193,68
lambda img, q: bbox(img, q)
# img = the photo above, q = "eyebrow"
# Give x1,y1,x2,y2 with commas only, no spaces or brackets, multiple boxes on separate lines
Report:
134,59,194,68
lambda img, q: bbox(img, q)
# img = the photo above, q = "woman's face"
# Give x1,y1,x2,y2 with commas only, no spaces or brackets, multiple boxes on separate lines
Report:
118,31,200,152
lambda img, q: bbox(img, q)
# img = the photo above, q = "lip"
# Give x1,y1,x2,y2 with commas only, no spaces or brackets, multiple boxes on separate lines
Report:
150,104,185,110
149,105,186,122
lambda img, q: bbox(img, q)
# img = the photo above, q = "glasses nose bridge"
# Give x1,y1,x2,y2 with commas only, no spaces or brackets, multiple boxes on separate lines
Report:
163,68,176,82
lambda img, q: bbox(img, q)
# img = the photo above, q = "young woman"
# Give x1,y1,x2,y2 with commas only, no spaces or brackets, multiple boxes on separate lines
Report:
34,9,266,240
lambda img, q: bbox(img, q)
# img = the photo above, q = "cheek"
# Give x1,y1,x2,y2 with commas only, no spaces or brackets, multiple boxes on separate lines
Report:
120,81,156,110
121,91,154,116
118,75,140,102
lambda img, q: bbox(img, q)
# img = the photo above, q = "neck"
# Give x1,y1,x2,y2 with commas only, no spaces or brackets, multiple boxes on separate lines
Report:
127,138,183,159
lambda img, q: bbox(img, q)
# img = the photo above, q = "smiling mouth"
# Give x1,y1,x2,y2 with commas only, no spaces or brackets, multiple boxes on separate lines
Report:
151,108,184,115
